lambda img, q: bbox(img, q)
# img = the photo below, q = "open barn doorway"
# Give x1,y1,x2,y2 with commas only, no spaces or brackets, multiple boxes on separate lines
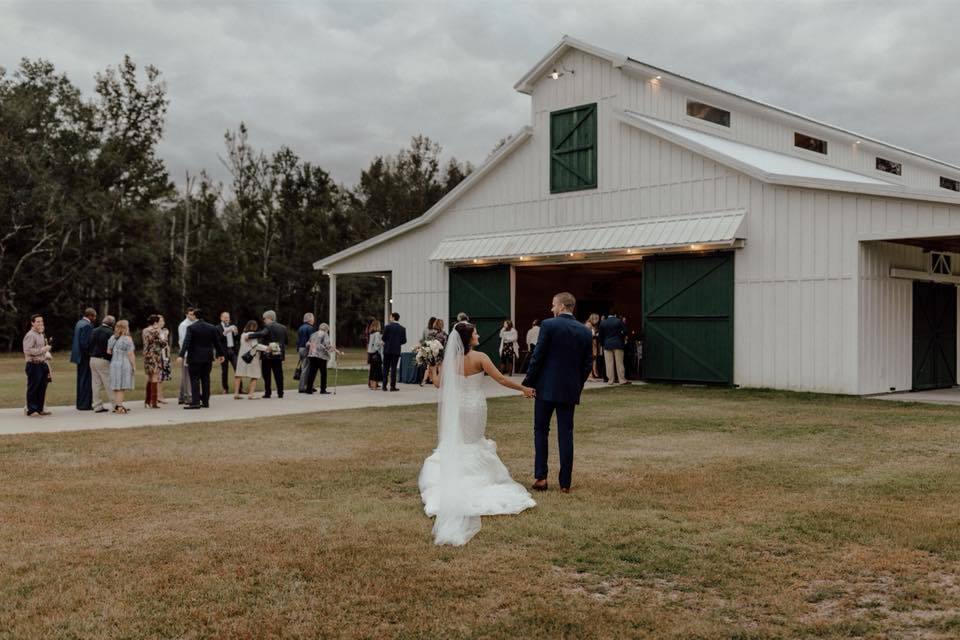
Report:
513,260,645,379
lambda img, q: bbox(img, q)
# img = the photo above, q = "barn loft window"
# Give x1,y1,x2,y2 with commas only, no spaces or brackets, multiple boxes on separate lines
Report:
940,176,960,192
794,132,828,155
686,100,730,127
932,252,952,275
550,103,597,193
876,157,902,176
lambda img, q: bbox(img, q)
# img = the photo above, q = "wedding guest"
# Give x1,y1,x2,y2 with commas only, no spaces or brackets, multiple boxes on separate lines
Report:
304,323,340,394
250,310,288,398
520,318,541,374
157,322,172,404
381,312,406,392
88,315,115,413
107,320,136,414
235,320,267,399
422,317,437,342
70,307,97,410
420,317,439,386
526,318,541,351
367,319,383,390
433,318,448,346
599,312,630,385
296,313,317,394
219,311,241,394
177,307,196,404
499,320,519,375
178,308,225,409
23,314,52,417
141,315,166,409
360,316,373,354
585,313,603,381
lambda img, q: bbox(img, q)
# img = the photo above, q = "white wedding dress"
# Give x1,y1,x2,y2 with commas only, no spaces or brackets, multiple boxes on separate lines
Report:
419,331,535,546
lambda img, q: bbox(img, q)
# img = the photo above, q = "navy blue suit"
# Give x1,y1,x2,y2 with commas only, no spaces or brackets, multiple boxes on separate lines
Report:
70,317,93,410
521,313,593,488
180,320,225,407
381,321,406,391
598,316,627,350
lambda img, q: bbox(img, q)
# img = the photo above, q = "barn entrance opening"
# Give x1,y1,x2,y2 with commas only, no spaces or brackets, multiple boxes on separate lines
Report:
514,260,644,379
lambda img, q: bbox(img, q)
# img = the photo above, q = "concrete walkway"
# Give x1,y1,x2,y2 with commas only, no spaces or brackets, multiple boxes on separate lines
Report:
0,379,612,436
871,387,960,406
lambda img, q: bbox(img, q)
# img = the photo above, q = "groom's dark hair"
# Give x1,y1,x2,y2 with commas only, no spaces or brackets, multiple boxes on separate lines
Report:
455,322,475,353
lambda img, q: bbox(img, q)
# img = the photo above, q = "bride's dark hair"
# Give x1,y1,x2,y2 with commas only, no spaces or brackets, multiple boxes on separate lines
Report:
454,322,475,353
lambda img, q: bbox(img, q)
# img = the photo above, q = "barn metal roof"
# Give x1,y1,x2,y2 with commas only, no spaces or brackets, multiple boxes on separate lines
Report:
622,112,892,186
429,210,746,263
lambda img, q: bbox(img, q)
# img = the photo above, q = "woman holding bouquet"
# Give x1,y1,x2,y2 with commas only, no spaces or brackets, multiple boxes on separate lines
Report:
420,317,440,386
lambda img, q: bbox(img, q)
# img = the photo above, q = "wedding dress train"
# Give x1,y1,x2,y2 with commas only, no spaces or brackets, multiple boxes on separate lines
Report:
418,332,535,546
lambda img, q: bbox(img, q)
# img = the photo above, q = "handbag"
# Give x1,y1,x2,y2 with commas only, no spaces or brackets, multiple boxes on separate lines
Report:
241,349,255,364
293,357,303,380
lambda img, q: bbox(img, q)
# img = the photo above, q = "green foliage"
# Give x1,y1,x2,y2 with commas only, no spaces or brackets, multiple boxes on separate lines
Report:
0,57,472,347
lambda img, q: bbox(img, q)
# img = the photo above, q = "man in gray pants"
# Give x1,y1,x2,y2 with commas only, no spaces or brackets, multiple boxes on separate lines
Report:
177,307,197,404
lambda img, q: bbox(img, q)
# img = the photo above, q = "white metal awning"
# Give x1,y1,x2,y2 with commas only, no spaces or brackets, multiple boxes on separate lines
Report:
429,210,746,263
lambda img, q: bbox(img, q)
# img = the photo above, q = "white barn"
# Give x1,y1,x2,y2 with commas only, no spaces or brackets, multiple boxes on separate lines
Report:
316,36,960,396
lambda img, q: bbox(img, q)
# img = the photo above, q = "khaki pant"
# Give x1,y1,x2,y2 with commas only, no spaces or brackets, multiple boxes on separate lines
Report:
603,348,626,384
90,358,111,410
178,361,192,403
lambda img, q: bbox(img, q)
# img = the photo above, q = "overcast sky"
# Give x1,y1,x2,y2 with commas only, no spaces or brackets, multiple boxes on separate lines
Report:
2,1,959,188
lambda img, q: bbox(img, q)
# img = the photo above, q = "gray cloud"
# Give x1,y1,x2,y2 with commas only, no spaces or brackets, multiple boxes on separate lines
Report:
2,0,958,190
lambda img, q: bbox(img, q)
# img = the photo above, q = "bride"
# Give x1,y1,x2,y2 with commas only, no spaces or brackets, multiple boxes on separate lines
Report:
419,321,537,546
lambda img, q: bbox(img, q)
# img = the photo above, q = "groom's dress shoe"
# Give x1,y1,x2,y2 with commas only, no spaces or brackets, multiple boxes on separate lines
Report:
532,479,548,491
560,487,571,494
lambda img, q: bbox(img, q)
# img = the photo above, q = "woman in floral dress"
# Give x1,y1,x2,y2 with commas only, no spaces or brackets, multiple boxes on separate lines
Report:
141,314,166,409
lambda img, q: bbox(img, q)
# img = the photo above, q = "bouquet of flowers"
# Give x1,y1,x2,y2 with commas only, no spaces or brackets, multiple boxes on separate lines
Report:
414,339,444,367
267,341,282,356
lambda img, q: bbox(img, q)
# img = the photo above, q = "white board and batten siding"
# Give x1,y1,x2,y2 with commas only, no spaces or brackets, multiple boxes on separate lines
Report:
322,38,960,395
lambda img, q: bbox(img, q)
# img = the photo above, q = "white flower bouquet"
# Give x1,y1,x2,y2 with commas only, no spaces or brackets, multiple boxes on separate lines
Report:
414,339,443,366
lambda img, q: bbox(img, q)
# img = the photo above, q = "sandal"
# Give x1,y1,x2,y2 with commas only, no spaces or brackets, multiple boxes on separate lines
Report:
113,405,129,414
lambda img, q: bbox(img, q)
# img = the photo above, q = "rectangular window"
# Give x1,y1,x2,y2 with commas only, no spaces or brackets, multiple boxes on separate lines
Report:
686,100,730,127
876,157,902,176
550,103,597,193
941,176,960,192
794,132,828,155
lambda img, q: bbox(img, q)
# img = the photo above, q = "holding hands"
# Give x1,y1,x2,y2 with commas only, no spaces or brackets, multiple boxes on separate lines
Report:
521,386,536,399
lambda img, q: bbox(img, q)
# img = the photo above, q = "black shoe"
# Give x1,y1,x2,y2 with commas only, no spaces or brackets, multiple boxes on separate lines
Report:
184,404,201,410
390,388,399,392
202,404,210,408
94,408,109,413
319,390,330,395
263,394,271,399
277,394,284,398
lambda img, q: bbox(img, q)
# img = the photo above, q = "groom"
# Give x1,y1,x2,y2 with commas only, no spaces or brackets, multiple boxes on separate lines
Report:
522,292,593,494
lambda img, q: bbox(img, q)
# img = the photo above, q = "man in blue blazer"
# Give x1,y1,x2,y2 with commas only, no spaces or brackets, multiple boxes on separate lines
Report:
381,312,406,392
70,307,97,410
522,292,594,493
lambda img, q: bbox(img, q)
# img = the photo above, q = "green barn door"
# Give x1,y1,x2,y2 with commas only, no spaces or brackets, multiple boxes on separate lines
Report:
448,265,510,360
912,281,957,390
643,252,734,384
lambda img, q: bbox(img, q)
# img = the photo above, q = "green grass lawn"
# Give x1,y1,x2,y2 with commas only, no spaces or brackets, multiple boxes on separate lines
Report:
2,385,960,638
0,350,371,408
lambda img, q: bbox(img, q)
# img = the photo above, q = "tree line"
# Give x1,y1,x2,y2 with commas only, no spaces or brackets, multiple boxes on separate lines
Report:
0,56,472,349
